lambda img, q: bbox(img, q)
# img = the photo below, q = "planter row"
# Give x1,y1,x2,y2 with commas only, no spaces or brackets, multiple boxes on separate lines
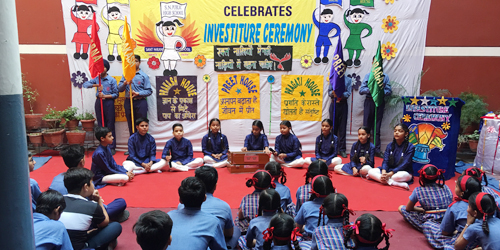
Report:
27,121,96,147
25,114,95,131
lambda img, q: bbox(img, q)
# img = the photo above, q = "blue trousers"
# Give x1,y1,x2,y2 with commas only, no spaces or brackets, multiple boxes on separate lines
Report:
330,100,348,152
363,98,385,153
95,99,116,149
106,198,127,221
124,98,148,135
86,221,122,250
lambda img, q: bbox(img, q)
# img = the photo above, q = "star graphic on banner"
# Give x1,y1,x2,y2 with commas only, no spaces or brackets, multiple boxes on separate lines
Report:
174,88,181,95
300,90,306,97
420,96,430,105
236,88,242,94
437,96,448,105
429,98,438,106
410,96,420,105
403,97,411,104
448,98,458,107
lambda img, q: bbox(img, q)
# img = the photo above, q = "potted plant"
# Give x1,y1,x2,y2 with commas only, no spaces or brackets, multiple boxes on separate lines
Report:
42,104,62,129
467,130,480,153
27,132,43,147
458,92,488,133
77,112,96,132
66,128,86,145
22,74,43,130
60,106,79,130
42,128,65,147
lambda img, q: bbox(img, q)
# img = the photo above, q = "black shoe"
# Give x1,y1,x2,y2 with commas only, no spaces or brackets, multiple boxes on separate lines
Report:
124,151,129,155
314,57,321,64
171,69,178,76
81,53,88,60
117,55,122,62
73,52,81,59
322,57,329,63
108,55,115,61
163,69,170,76
354,59,361,67
375,152,384,158
111,149,116,155
340,151,347,158
115,210,130,223
346,59,353,67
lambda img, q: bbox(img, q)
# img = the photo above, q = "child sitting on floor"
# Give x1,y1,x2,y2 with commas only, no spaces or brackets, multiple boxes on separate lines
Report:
344,213,394,250
334,126,375,177
134,210,173,250
202,118,230,168
463,167,500,202
304,119,342,170
262,213,302,250
242,120,271,154
265,161,296,216
162,123,204,171
272,120,305,168
296,160,330,211
29,152,41,211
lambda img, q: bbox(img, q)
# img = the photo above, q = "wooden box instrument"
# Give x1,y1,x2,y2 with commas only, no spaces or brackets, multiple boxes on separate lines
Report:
228,151,270,173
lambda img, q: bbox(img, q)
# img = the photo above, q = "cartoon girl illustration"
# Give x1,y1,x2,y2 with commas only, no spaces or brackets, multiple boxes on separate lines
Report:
71,5,97,60
344,8,372,67
101,6,129,62
155,19,187,76
312,8,341,64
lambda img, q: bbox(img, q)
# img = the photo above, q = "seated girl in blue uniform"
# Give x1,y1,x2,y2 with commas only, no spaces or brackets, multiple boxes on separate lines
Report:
33,190,73,250
398,164,453,232
235,170,275,233
423,175,482,249
123,117,168,174
29,153,41,211
334,126,375,177
202,118,230,168
238,189,282,250
265,161,296,217
310,193,354,250
92,126,134,187
344,213,394,250
455,192,500,250
295,175,336,243
366,123,415,190
296,160,330,211
134,210,173,250
162,123,204,172
463,167,500,202
304,119,342,170
242,120,271,154
262,213,302,250
272,120,305,168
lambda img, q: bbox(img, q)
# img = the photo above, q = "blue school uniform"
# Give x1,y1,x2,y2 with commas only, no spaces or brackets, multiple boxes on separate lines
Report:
49,173,66,195
295,197,326,238
274,180,296,217
127,132,160,167
381,141,416,184
483,186,500,203
400,184,453,231
91,144,128,188
311,132,338,163
33,213,73,250
296,184,312,212
202,132,229,162
238,211,277,250
271,246,291,250
178,193,234,233
311,218,352,250
30,178,41,211
463,217,500,250
244,133,269,151
162,137,196,164
118,70,152,135
275,134,302,163
328,76,352,153
341,141,375,175
168,207,227,250
235,190,263,232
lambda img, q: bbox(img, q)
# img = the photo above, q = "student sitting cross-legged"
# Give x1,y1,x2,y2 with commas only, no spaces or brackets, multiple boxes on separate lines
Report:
162,123,204,172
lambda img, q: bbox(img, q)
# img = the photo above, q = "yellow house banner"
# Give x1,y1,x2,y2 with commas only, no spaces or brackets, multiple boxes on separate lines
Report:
218,73,260,120
111,76,127,122
281,75,323,121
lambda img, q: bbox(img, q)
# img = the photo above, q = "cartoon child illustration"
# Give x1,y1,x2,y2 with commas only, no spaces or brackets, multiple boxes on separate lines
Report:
71,5,97,60
312,8,341,64
155,19,187,76
101,6,129,62
344,8,372,67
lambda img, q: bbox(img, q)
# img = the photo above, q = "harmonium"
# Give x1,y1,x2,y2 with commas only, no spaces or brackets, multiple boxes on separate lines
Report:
228,151,270,173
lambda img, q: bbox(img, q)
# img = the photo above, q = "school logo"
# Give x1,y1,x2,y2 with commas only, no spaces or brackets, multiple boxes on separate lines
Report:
408,123,448,163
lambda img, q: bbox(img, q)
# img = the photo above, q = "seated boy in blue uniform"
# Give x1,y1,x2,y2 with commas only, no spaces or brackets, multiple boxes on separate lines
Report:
29,153,41,212
123,117,168,174
50,144,129,222
33,190,73,250
134,210,173,250
168,177,227,250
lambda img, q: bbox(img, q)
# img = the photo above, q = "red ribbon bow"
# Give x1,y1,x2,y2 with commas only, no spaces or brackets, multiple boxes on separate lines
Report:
262,227,274,241
448,196,468,207
319,205,325,215
381,223,395,238
341,204,356,216
246,177,258,187
290,227,302,241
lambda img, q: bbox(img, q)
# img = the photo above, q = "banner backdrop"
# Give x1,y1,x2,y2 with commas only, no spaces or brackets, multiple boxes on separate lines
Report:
62,0,432,152
156,76,198,121
218,74,260,120
281,75,324,121
111,76,127,122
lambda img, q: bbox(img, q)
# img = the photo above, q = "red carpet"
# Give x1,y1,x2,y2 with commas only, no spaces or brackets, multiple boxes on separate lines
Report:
30,150,469,211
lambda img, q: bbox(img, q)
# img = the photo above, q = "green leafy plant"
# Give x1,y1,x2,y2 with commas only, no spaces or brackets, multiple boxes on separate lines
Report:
60,107,79,124
42,104,61,120
76,112,95,121
466,130,480,141
420,89,453,97
458,92,488,131
22,74,39,114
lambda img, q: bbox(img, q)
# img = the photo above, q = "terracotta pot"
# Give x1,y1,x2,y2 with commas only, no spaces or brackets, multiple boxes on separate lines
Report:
28,133,43,146
81,119,96,132
469,139,478,153
25,114,43,130
43,119,61,129
42,129,65,147
63,119,79,131
66,130,86,145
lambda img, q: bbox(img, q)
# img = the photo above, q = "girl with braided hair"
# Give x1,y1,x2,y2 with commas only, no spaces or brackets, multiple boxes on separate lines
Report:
455,192,500,250
334,126,374,177
202,118,230,168
272,120,305,168
296,160,330,211
265,162,295,217
343,213,394,250
304,119,343,170
398,164,453,231
463,167,500,202
262,213,302,250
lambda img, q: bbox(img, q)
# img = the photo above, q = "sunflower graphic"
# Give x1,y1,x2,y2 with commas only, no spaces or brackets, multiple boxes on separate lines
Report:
300,55,313,69
203,74,211,83
381,42,398,60
403,114,411,123
194,55,206,68
441,122,450,131
382,16,399,33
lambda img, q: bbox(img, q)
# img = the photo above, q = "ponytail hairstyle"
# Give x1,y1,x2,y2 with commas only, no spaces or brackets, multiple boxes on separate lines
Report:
352,126,371,164
418,164,446,187
252,120,265,135
456,175,482,201
263,213,302,250
207,118,224,153
388,123,410,168
305,160,329,184
265,161,287,185
318,193,353,228
464,167,489,186
258,189,282,217
280,120,301,149
162,19,184,27
318,119,335,152
72,5,95,14
309,175,335,201
344,213,393,250
468,192,499,235
246,170,275,190
346,8,369,16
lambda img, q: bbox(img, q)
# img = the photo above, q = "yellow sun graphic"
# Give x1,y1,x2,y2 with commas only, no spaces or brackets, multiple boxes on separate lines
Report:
441,122,451,131
403,114,411,123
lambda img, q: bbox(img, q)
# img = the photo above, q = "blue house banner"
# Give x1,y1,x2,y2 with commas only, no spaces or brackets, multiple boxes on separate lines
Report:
401,96,464,180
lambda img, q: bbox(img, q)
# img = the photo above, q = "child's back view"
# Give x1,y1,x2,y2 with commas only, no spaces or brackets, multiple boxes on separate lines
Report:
134,210,173,250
